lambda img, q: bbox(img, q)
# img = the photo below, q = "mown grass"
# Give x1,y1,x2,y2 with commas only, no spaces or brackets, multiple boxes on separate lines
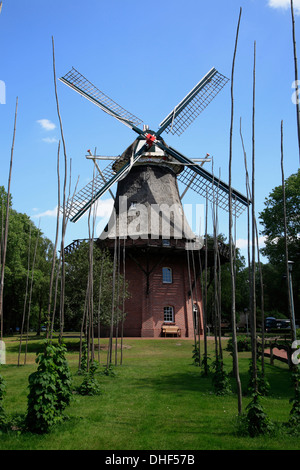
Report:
0,335,298,450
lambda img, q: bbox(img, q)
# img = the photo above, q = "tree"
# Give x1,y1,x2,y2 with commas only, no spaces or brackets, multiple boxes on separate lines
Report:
0,187,55,334
204,234,248,326
259,169,300,318
64,241,128,333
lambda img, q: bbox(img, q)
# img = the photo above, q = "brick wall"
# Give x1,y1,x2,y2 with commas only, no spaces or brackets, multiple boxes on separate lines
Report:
121,250,203,338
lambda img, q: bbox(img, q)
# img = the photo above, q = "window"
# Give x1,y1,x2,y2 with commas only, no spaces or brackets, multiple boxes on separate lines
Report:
162,239,170,246
193,304,199,331
162,267,172,284
164,306,174,323
129,201,137,210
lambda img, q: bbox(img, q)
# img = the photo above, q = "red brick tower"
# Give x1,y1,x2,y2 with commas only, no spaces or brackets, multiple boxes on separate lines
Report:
98,136,204,338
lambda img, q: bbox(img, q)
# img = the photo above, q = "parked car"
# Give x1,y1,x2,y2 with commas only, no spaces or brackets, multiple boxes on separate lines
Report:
276,319,290,329
265,317,277,331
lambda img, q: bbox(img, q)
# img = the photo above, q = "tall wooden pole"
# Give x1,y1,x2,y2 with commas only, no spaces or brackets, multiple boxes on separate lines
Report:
290,0,300,164
203,194,208,374
52,37,68,343
281,121,297,344
251,41,258,393
47,142,61,339
229,8,243,415
240,117,251,336
0,97,18,340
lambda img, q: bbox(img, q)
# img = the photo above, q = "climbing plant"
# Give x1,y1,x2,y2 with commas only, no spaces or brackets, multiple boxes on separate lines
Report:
26,341,72,433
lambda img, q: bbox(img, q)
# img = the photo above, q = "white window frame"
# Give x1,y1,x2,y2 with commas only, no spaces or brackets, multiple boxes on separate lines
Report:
164,306,174,323
162,267,172,284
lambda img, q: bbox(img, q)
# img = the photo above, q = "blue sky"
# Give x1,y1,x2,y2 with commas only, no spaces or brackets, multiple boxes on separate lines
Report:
0,0,299,264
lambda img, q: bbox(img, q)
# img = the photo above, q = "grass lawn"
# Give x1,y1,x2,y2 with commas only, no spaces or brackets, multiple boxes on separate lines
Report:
0,334,299,450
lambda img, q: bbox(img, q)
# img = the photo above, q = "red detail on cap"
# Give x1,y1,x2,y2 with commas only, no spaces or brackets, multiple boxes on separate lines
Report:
145,133,156,148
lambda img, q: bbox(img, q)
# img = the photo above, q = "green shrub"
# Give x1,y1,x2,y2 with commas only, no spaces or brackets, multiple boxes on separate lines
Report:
26,341,72,434
245,392,274,437
226,335,251,353
192,343,200,366
77,361,101,396
0,373,6,428
247,359,270,396
211,360,232,396
78,340,88,375
101,364,116,377
288,366,300,429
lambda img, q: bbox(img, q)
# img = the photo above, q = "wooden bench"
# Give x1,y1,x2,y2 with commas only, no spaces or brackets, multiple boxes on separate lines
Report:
161,325,181,337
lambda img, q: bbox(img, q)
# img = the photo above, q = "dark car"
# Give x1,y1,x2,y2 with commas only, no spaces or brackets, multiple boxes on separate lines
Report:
265,317,277,331
276,319,290,329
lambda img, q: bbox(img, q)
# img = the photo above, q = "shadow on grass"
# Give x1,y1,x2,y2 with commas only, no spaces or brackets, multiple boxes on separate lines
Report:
129,360,295,402
129,368,216,395
236,362,293,399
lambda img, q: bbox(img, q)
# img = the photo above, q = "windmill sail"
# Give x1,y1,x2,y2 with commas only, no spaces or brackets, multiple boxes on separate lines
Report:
155,142,249,217
60,67,144,131
67,141,150,222
158,68,229,136
177,165,247,216
59,64,249,222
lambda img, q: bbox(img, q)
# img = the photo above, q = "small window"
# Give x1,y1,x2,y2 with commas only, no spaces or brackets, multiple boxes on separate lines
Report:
129,201,137,210
164,306,174,323
162,239,170,246
162,267,172,284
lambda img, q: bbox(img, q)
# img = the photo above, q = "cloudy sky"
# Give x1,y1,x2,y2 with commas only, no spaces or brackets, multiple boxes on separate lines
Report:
0,0,299,263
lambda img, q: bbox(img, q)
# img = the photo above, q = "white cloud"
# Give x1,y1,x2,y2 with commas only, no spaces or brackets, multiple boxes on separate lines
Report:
268,0,300,14
31,198,113,221
42,137,59,144
94,198,114,218
236,236,266,250
32,206,59,218
37,119,56,131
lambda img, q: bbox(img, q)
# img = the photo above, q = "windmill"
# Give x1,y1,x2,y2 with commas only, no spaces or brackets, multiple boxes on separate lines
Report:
60,66,250,338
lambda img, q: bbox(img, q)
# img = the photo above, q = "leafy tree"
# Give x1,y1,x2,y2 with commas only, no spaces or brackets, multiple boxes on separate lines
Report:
259,169,300,318
0,187,55,334
64,241,128,332
204,234,248,326
259,169,300,264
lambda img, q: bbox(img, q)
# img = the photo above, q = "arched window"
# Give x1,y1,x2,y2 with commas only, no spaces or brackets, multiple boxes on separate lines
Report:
164,306,174,323
193,303,199,331
162,267,172,284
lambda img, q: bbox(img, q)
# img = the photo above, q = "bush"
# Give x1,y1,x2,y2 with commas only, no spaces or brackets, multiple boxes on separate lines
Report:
211,360,232,396
226,335,251,353
192,343,200,366
26,341,72,434
0,373,6,428
288,366,300,429
247,359,270,396
77,361,101,396
245,393,274,437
